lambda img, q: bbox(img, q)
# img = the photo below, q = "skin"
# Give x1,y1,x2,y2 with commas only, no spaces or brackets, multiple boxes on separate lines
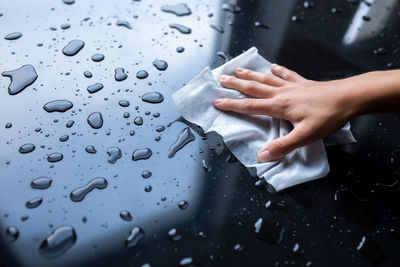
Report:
213,64,400,163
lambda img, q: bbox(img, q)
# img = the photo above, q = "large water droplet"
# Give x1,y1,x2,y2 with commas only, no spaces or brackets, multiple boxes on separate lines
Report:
47,153,63,163
132,148,152,161
119,100,130,107
4,32,22,40
168,127,195,158
210,24,224,33
63,0,75,5
178,200,188,210
39,226,77,258
85,145,97,154
169,23,192,34
66,120,74,128
6,226,19,242
134,116,143,126
152,59,168,71
19,143,35,154
61,23,71,30
142,92,164,103
144,185,152,192
2,64,38,95
62,40,85,56
176,46,185,53
87,83,103,94
254,218,284,244
120,210,133,221
161,3,191,16
156,125,165,132
87,112,103,129
136,70,148,79
26,197,43,209
107,146,122,164
116,20,132,29
31,177,52,189
84,71,92,78
91,53,104,62
59,135,69,142
70,177,107,202
141,171,152,178
125,227,145,248
115,67,127,81
43,100,73,112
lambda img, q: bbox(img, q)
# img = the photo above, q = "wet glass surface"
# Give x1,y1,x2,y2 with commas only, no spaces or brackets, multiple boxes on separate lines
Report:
0,0,400,266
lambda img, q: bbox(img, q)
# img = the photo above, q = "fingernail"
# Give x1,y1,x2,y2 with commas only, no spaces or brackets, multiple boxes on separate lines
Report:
213,99,224,106
235,67,244,73
259,150,272,162
220,75,228,81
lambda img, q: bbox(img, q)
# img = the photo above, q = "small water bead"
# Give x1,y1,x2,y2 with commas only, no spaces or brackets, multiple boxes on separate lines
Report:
169,23,191,34
356,236,385,266
62,40,85,56
153,112,160,117
123,112,130,118
292,243,303,256
141,171,152,178
136,70,148,79
39,226,77,258
221,3,241,13
134,116,143,126
59,135,69,142
176,46,185,53
70,177,107,202
156,125,165,132
254,218,285,244
178,200,188,210
168,127,195,158
35,127,41,132
254,21,271,29
115,67,128,81
6,226,19,242
85,145,97,154
144,185,152,192
179,257,194,266
373,47,386,56
5,123,12,128
265,200,287,211
26,197,43,209
63,0,75,4
142,92,164,103
331,7,343,14
66,120,74,128
87,112,103,129
47,153,63,163
125,227,145,248
129,130,135,136
43,100,73,112
84,71,92,78
210,24,224,33
91,53,104,62
168,228,182,242
87,83,103,94
291,15,304,22
116,20,132,29
19,143,35,154
202,159,211,172
31,177,52,189
60,23,70,30
4,32,22,40
152,59,168,71
132,148,152,161
303,1,314,8
119,100,130,107
120,210,133,221
161,3,191,16
107,146,122,164
2,64,38,95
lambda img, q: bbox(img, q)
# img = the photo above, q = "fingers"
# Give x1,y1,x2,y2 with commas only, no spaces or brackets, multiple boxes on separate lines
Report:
234,68,286,87
220,75,274,98
213,98,278,116
257,124,310,162
270,64,304,82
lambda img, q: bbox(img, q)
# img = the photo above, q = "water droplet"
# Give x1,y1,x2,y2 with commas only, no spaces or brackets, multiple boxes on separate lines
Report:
116,20,132,29
66,120,75,128
107,146,122,164
254,21,271,29
39,226,77,258
176,46,185,53
115,67,127,81
61,23,71,30
132,148,152,161
43,100,73,112
292,243,303,256
179,257,194,266
136,70,148,79
87,112,103,129
129,130,135,136
152,59,168,71
168,228,182,242
87,83,103,94
4,32,22,40
178,200,188,210
210,24,224,33
169,23,192,34
31,177,52,189
19,143,35,154
202,159,211,172
265,200,287,211
356,235,385,266
221,3,241,13
291,15,304,22
161,3,191,16
26,197,43,209
2,64,38,95
134,116,143,126
47,153,63,163
233,243,244,253
331,7,343,14
144,185,152,192
155,125,165,132
70,177,108,202
303,1,314,8
168,127,195,158
373,47,386,55
141,171,152,178
59,135,69,142
62,40,85,56
119,100,130,107
123,112,130,118
91,53,104,62
254,218,284,244
6,226,19,242
125,227,145,248
85,145,97,154
63,0,75,5
84,71,92,78
120,210,133,221
216,51,232,63
142,92,164,103
5,123,12,129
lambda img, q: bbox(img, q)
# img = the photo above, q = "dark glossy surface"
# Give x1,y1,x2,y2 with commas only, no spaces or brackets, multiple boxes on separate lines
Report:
0,0,400,266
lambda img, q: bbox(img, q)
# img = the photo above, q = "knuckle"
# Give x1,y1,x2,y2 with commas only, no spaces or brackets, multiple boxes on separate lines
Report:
241,98,254,110
244,81,258,93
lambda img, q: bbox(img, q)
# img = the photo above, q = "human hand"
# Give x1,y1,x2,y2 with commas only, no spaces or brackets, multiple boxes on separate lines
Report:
213,64,357,163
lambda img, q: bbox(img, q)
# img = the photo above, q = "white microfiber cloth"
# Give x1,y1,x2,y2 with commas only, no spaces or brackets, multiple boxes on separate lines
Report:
173,47,356,191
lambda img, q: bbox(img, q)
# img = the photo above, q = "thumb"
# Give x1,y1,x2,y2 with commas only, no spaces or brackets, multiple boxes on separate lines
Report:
257,125,309,162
